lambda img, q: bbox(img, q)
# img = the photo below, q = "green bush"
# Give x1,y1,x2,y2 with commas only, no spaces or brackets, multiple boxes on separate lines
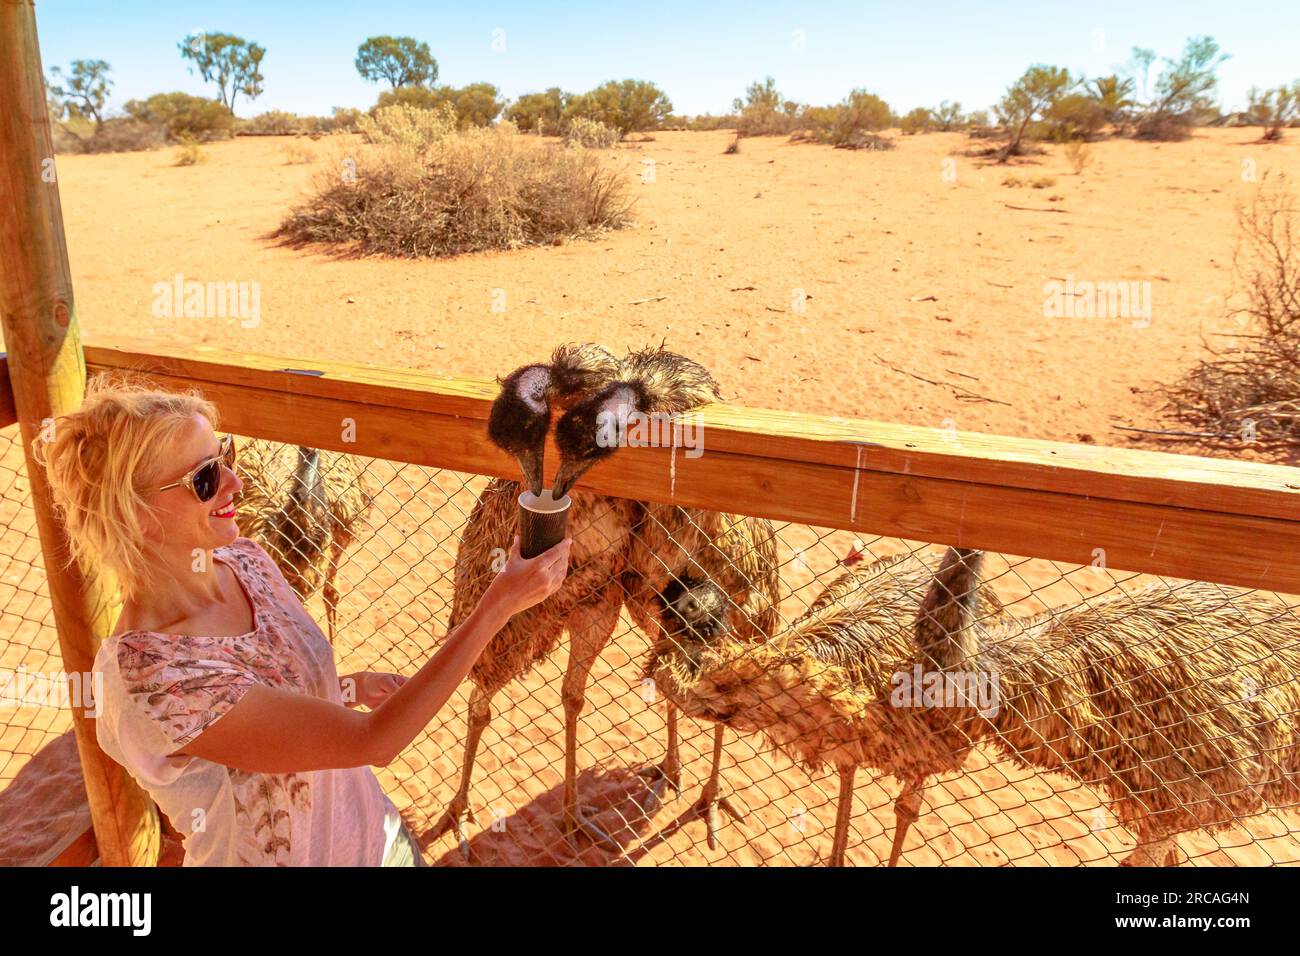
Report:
242,110,303,135
357,102,457,148
507,88,569,134
124,92,234,141
1043,92,1106,141
374,83,504,128
733,77,803,135
562,79,672,135
796,90,893,149
900,107,932,134
685,113,739,130
564,116,620,148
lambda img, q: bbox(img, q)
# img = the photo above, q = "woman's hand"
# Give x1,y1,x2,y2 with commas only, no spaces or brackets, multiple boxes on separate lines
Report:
485,534,572,618
341,671,408,709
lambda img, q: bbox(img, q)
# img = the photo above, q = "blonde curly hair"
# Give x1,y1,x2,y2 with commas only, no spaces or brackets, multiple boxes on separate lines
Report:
31,371,219,602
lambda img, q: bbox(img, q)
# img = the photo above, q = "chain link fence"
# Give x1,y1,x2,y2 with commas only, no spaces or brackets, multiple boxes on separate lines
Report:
1,423,1298,865
236,436,1300,867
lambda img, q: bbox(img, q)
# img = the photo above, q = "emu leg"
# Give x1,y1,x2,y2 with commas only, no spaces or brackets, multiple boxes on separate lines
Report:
323,532,345,644
689,723,747,850
561,594,623,852
829,766,857,867
888,778,925,867
637,703,682,813
430,686,491,861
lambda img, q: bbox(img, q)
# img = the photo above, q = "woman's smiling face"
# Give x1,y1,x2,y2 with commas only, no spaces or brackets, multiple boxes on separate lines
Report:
142,413,242,551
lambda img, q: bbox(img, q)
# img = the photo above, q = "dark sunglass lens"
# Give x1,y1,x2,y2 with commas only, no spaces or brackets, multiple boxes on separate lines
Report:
194,460,221,501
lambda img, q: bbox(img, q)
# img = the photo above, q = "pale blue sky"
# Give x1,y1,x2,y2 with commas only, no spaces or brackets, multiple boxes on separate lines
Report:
33,1,1300,118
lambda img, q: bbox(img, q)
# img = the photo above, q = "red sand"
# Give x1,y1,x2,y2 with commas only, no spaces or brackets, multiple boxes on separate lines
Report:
2,128,1299,865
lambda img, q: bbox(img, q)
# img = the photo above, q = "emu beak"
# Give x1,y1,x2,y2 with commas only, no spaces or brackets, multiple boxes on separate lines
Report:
551,456,598,499
515,445,545,497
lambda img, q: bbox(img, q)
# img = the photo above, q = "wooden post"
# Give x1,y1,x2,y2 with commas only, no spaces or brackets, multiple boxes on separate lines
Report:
0,1,159,865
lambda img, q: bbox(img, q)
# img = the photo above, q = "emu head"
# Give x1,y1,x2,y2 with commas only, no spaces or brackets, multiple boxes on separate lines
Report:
653,573,732,672
550,380,647,498
488,363,552,496
548,342,621,412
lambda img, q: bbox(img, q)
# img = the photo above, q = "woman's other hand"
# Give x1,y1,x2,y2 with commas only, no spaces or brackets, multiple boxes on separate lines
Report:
486,534,572,617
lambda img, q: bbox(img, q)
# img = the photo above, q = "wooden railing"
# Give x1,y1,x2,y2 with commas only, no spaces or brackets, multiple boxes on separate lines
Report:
76,334,1300,595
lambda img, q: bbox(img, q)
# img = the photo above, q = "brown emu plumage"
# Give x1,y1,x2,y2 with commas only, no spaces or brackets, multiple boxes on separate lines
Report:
432,341,757,857
235,440,374,643
650,546,1300,865
647,547,1002,865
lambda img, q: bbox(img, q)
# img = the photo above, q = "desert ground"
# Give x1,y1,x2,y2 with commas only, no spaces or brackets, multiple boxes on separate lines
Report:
3,127,1300,866
9,127,1298,450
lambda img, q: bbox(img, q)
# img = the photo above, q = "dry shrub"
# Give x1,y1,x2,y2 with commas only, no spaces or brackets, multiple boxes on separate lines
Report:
277,127,634,258
1031,175,1056,189
1161,173,1300,449
1063,140,1092,174
282,140,316,165
1132,112,1193,141
724,133,740,154
173,134,207,166
1002,175,1025,187
356,102,457,148
565,116,620,148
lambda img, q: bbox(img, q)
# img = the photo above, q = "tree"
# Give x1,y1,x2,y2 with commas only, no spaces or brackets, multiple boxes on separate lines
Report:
179,32,265,113
1130,47,1156,101
1135,36,1228,139
355,36,437,89
1089,75,1136,124
452,82,504,127
930,100,964,131
506,88,569,133
374,83,503,128
46,59,112,131
996,65,1073,159
563,79,672,135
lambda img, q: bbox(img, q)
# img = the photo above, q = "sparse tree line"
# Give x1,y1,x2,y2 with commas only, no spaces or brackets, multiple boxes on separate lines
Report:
726,37,1298,160
46,31,673,154
45,31,1299,156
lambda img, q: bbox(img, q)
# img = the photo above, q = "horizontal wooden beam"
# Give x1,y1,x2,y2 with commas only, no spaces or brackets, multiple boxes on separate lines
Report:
82,336,1300,594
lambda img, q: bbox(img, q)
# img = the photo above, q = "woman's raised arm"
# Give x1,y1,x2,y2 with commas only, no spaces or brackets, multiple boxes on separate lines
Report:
177,535,571,773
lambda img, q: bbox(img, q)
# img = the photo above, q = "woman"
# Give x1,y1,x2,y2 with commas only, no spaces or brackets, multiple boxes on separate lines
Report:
34,373,571,866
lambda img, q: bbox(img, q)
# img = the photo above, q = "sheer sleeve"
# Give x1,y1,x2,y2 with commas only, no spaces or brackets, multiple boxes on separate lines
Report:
98,633,258,764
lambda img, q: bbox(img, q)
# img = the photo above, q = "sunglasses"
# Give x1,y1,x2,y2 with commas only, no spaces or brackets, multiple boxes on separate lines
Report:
155,433,237,503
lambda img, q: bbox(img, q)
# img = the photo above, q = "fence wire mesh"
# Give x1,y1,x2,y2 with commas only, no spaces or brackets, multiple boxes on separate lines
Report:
231,435,1300,867
2,425,1299,866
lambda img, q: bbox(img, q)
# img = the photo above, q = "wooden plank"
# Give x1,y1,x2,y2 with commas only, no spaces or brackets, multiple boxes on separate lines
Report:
100,370,1300,594
83,336,1300,522
0,1,159,866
